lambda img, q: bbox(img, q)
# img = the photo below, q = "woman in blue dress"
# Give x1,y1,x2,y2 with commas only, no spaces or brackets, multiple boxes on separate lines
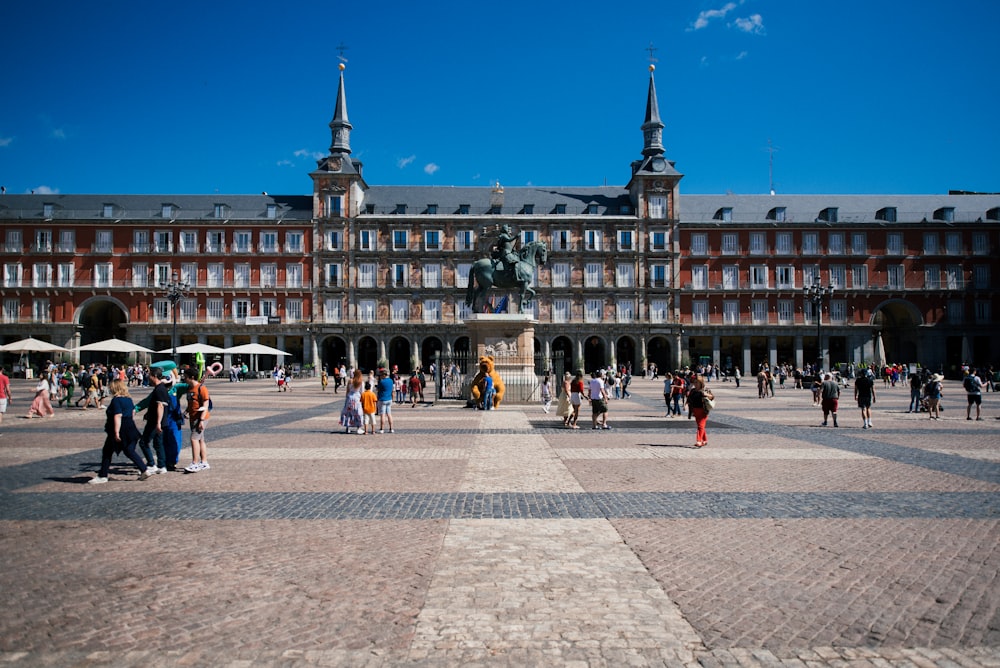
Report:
89,379,153,484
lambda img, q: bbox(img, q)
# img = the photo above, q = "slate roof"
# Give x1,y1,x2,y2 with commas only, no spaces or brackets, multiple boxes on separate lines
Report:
0,194,312,222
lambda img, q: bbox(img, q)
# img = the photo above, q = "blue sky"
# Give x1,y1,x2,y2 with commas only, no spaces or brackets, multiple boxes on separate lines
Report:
1,0,997,197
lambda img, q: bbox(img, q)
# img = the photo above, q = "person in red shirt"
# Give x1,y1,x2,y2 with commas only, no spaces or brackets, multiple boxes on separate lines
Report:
0,367,11,428
183,369,212,473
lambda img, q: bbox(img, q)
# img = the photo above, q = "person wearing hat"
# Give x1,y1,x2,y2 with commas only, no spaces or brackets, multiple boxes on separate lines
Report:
925,373,944,420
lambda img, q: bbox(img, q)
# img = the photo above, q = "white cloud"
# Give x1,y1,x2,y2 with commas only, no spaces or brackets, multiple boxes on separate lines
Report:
32,185,59,194
277,159,294,167
424,163,439,175
0,137,12,147
688,2,737,30
736,51,749,60
397,155,416,169
51,128,66,139
731,14,765,34
293,149,325,161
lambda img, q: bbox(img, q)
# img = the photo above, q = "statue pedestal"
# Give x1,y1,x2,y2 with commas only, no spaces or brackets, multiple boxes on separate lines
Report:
464,314,539,404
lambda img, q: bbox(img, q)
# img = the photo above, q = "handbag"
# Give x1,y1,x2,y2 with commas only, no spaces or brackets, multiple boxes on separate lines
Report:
703,396,715,413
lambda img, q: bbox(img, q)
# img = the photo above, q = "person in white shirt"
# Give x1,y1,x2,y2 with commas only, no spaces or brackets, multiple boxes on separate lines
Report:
588,371,612,430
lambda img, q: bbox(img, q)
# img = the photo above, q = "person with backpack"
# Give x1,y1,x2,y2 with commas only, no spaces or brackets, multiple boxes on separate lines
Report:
964,368,984,421
57,365,76,408
183,369,212,472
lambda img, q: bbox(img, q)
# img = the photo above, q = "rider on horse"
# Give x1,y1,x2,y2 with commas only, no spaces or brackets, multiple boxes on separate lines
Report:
490,224,521,281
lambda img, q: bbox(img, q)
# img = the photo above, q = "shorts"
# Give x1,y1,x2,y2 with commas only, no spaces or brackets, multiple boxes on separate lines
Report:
0,398,7,413
967,394,982,406
821,398,839,414
570,392,582,407
190,422,207,441
857,398,872,408
363,413,375,426
591,398,608,415
378,400,392,416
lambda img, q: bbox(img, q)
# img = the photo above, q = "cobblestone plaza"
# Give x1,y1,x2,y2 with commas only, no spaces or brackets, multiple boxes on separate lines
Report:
1,376,998,666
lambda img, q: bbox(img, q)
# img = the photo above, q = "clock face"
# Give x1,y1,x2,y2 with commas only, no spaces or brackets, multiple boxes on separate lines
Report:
651,157,666,172
329,157,342,171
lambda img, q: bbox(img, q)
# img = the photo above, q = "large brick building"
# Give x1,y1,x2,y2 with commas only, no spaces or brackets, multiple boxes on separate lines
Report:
2,66,998,377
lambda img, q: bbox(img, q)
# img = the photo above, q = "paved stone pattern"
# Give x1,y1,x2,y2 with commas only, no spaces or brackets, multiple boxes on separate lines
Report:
0,376,998,666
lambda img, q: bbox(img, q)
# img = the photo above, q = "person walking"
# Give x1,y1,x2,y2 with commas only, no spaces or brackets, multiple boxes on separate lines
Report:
320,368,329,391
854,369,876,429
26,375,55,418
376,368,395,433
820,373,841,427
568,370,585,429
0,366,12,428
89,379,152,484
540,375,552,413
964,368,985,421
556,371,572,427
339,369,364,434
183,370,212,472
588,370,611,430
137,366,169,473
360,382,378,435
687,376,714,448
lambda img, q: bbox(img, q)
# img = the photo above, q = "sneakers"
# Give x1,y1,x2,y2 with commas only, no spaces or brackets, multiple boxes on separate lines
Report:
138,469,154,480
602,424,612,430
184,462,208,473
389,429,395,433
357,427,364,435
154,467,167,474
378,429,384,434
88,476,108,484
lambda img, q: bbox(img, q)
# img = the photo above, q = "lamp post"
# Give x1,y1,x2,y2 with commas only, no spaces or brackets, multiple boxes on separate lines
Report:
803,281,834,374
164,270,190,366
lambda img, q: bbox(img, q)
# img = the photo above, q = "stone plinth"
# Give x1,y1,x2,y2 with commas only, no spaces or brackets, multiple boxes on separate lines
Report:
464,314,539,403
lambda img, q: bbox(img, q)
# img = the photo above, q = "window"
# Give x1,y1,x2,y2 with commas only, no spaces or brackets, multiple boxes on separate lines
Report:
394,204,406,215
456,229,475,251
206,263,223,288
973,265,990,289
616,299,635,323
154,230,172,253
617,230,634,251
584,263,602,288
260,299,277,318
93,263,112,288
267,203,277,219
876,207,897,222
775,232,793,255
887,265,905,290
206,298,224,323
391,299,409,323
767,207,786,222
426,204,438,215
132,263,148,288
749,265,769,289
924,265,940,289
552,299,572,323
522,204,534,215
179,231,197,254
455,262,471,289
721,233,738,255
715,207,733,222
886,232,903,256
206,230,224,253
392,230,408,251
749,232,766,255
325,195,342,217
752,300,768,324
975,301,992,325
425,230,441,251
648,195,667,219
615,263,634,288
32,298,50,323
584,229,602,251
777,300,794,324
803,265,820,288
829,265,846,290
34,229,52,252
551,262,570,288
130,229,149,253
521,230,537,244
326,230,342,251
233,299,250,321
459,204,470,215
103,204,114,218
584,299,604,323
923,232,939,255
324,298,342,323
260,264,277,288
3,298,19,323
180,298,197,322
153,298,170,322
723,301,739,325
851,232,867,255
391,263,409,287
651,230,668,251
946,265,962,289
286,263,303,288
690,233,707,256
650,264,668,288
358,263,377,288
945,232,962,255
326,263,341,287
934,207,955,222
552,229,571,251
456,301,472,321
423,263,441,288
722,265,739,289
260,231,278,254
819,207,838,223
827,232,844,255
423,299,441,323
57,229,75,252
5,229,22,253
972,232,989,255
358,229,375,251
691,265,708,290
587,203,599,215
213,204,226,218
776,266,794,289
650,299,669,324
829,300,847,324
947,300,964,324
57,263,74,287
33,263,52,287
3,263,22,287
283,298,302,322
851,265,868,289
161,204,173,219
286,231,304,254
43,204,54,219
233,231,252,253
801,232,819,255
233,263,251,288
692,301,708,325
555,204,567,215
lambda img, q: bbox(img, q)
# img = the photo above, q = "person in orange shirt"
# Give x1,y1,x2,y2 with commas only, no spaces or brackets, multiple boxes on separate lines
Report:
360,382,378,435
183,369,212,472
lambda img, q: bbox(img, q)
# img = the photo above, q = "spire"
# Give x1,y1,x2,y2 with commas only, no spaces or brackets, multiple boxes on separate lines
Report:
329,64,352,155
641,65,664,157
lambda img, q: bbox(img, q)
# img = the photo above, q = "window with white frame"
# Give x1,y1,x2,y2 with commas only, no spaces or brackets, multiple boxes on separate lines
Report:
975,301,991,324
206,298,224,323
551,262,570,288
3,298,19,323
358,263,377,288
260,264,277,288
924,233,939,254
325,263,341,287
205,263,222,288
691,265,708,290
584,229,602,251
749,265,768,289
259,299,277,318
973,265,990,289
180,298,197,322
233,263,250,288
178,262,196,287
132,263,148,288
692,300,708,324
690,233,707,256
325,194,343,217
423,299,441,323
32,298,50,323
521,299,538,319
829,300,847,324
721,232,738,255
95,230,114,253
391,299,409,323
721,265,739,290
455,262,471,289
34,229,52,252
392,229,409,251
267,203,277,220
180,230,198,253
233,299,250,321
57,229,75,252
286,231,304,254
946,265,963,289
651,230,668,251
584,299,604,323
33,263,52,287
945,232,962,255
456,301,472,321
425,230,442,251
886,232,903,256
924,265,940,289
552,299,572,323
552,229,571,251
130,229,149,253
206,230,224,253
648,195,667,219
723,300,739,324
324,298,342,323
5,228,23,253
213,204,225,218
851,232,866,255
358,229,376,251
616,299,635,323
887,265,905,289
948,300,964,324
155,230,172,253
777,300,794,324
153,298,170,322
617,229,634,251
94,263,113,288
391,263,409,287
851,265,868,289
650,263,668,288
286,299,303,323
520,229,537,244
326,230,342,251
972,232,989,255
286,263,303,288
775,266,794,289
772,232,791,255
801,232,818,255
456,229,475,251
749,232,766,255
650,299,668,323
803,264,820,287
829,265,846,290
423,263,441,288
260,231,278,254
233,231,252,253
584,263,603,288
615,263,634,288
57,263,74,287
827,232,844,255
752,300,768,324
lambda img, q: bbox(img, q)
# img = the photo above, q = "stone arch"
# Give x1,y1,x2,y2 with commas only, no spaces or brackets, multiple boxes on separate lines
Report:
647,336,673,374
320,336,347,372
357,336,378,372
615,335,637,372
583,335,607,373
871,300,924,364
420,336,443,372
388,336,411,373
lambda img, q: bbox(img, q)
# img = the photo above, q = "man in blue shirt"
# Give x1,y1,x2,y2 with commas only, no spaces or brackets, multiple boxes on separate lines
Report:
376,368,395,433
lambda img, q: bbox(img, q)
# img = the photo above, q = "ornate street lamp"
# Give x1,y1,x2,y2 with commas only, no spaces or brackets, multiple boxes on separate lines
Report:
804,280,834,373
164,270,190,366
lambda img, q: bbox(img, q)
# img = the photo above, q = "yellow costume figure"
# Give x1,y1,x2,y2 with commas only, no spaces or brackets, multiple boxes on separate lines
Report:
469,355,505,409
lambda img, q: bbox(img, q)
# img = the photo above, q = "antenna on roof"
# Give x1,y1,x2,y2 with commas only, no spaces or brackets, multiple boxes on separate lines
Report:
766,138,779,195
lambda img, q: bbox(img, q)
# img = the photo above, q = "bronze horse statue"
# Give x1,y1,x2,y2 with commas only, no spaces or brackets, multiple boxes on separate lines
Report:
465,240,548,312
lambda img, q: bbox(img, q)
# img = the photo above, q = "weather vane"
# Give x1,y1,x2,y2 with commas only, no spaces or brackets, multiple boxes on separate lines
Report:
646,42,659,65
336,42,349,64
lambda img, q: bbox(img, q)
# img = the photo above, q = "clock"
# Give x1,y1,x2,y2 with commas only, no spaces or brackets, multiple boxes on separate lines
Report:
650,157,666,172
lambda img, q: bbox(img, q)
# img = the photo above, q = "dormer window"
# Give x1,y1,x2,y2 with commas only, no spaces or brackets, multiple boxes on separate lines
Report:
555,204,567,214
103,204,114,218
523,204,534,215
394,204,406,214
266,204,277,219
489,205,502,215
986,207,999,221
621,204,631,214
766,206,786,221
426,204,438,215
934,207,955,222
43,203,54,219
459,204,470,215
587,203,599,215
714,207,733,222
162,204,174,219
818,207,838,223
876,207,897,222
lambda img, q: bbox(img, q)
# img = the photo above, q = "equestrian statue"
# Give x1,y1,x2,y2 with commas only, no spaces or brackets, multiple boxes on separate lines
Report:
465,223,548,313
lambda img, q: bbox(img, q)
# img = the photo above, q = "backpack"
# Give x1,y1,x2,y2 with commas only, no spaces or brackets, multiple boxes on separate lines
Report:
963,376,978,393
